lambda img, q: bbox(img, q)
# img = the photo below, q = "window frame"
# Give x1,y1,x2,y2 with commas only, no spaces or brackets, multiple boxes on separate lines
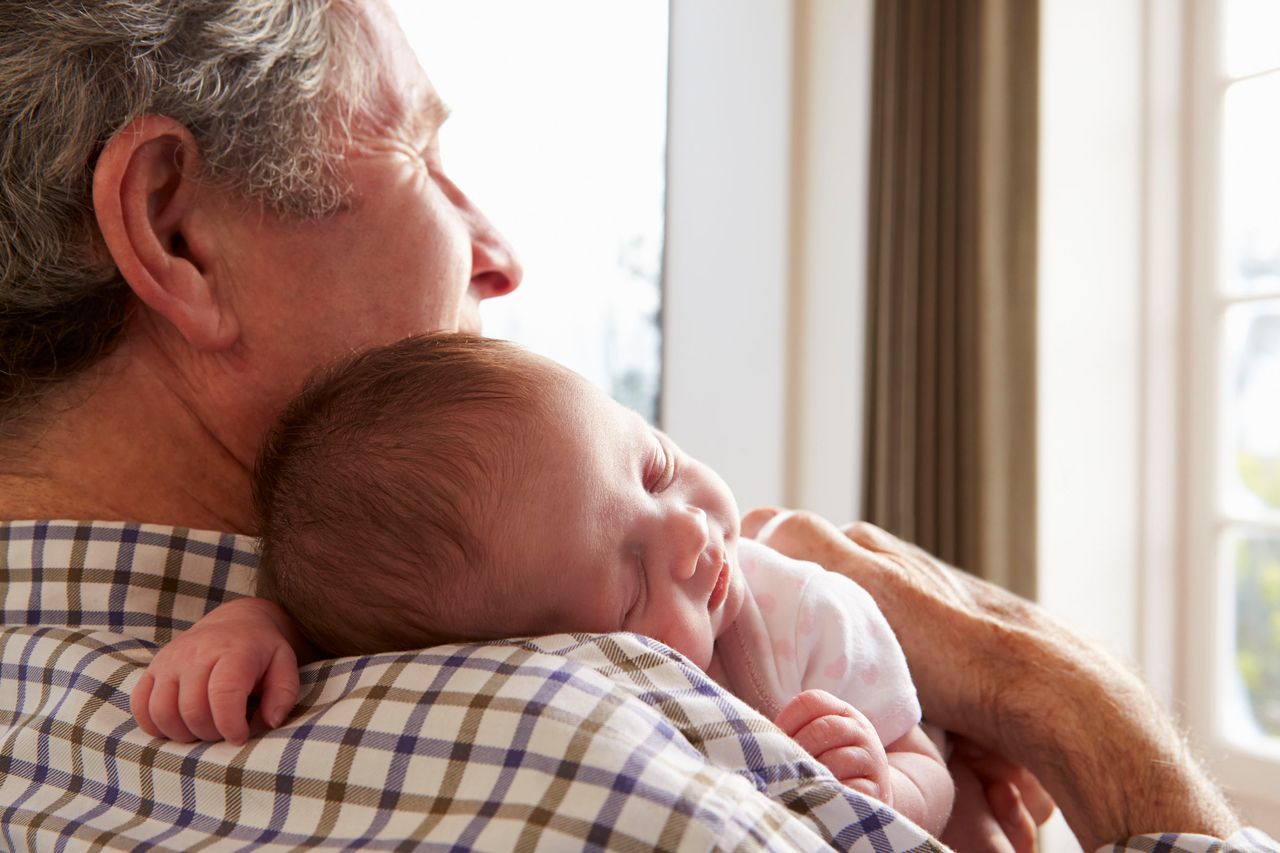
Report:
1181,0,1280,824
1038,0,1280,840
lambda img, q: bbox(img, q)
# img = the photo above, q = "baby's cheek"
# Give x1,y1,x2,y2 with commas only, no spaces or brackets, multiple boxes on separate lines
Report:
639,612,715,670
686,615,721,670
676,623,716,670
719,570,749,629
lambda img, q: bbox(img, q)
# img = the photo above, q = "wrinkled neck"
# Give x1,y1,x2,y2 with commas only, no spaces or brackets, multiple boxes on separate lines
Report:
0,339,257,533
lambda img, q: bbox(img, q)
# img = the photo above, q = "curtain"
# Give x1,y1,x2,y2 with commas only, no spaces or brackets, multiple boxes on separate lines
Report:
862,0,1038,597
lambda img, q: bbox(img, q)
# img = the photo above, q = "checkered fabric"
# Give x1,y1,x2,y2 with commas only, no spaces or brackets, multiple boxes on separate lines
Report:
1,521,1276,852
1110,832,1279,853
0,521,941,851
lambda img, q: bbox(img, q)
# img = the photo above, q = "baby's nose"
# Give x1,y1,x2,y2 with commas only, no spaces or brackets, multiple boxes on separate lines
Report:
672,506,710,581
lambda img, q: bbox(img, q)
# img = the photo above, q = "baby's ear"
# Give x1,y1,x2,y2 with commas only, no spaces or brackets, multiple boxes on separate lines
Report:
93,115,239,352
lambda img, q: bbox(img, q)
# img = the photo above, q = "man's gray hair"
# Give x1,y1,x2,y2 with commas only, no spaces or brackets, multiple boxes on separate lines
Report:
0,0,373,418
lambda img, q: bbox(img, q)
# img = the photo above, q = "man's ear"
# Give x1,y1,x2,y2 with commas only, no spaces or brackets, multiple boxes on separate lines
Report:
93,115,239,352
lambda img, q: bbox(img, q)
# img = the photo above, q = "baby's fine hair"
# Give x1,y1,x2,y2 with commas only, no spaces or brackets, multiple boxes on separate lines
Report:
253,332,550,655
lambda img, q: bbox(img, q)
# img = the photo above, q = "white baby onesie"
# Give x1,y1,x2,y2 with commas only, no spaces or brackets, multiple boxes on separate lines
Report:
708,539,921,746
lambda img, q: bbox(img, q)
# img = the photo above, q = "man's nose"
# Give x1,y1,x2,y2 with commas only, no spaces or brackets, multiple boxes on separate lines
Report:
467,204,523,299
439,169,524,298
669,506,710,582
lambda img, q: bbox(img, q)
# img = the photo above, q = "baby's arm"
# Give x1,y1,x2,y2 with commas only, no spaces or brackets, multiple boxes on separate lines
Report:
883,723,954,836
775,689,952,837
131,597,314,745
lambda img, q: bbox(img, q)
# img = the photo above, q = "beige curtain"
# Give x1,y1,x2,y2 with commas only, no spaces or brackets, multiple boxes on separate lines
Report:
862,0,1038,597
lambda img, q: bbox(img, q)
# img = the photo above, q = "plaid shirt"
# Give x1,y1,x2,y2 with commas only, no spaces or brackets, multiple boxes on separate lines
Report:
1,520,1275,852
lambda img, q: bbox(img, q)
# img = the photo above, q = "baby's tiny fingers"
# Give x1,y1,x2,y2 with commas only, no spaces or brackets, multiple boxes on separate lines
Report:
793,714,873,760
774,688,848,736
821,746,886,796
131,672,161,739
839,771,889,805
178,664,222,742
207,658,255,745
259,645,300,729
148,676,196,743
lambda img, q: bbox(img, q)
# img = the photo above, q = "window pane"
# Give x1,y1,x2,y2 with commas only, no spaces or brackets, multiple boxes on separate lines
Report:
389,2,668,423
1223,301,1280,515
1223,0,1280,79
1221,75,1280,297
1228,529,1280,741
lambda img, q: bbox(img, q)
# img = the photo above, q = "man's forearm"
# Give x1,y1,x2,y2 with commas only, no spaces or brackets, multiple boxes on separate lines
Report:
884,560,1242,848
1006,648,1238,850
746,510,1243,849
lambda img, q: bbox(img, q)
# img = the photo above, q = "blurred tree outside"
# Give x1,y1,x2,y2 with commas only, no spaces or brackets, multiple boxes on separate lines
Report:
1239,451,1280,508
1234,526,1280,737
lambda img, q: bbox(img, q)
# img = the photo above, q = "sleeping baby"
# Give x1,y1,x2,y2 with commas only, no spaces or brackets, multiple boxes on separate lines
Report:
131,333,954,835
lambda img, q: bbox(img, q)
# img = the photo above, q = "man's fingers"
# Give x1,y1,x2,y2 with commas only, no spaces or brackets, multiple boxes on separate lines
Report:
258,644,300,729
131,672,161,738
987,780,1037,853
989,761,1054,825
940,759,1015,853
840,520,897,552
1008,767,1054,824
741,506,783,540
953,737,1056,825
751,510,857,570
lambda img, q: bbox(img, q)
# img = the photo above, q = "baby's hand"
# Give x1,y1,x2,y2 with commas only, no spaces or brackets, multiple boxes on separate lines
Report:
131,597,302,745
775,688,892,804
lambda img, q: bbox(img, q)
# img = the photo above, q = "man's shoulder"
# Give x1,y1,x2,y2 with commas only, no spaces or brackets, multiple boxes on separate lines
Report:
1,522,946,850
1,519,257,640
0,625,943,851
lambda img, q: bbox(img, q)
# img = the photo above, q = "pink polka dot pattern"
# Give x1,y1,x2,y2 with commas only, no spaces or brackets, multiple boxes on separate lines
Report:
821,654,848,681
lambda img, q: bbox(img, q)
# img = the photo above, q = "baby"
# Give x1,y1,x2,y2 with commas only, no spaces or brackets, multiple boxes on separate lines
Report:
131,333,954,835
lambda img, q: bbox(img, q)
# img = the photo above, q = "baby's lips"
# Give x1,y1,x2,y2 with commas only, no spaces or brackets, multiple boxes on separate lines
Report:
696,541,723,580
707,552,731,611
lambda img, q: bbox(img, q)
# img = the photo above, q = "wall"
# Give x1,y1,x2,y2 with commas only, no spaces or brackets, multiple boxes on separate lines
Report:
663,0,873,523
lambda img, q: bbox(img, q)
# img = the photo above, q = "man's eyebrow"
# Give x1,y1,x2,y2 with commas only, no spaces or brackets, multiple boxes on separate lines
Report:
413,94,452,134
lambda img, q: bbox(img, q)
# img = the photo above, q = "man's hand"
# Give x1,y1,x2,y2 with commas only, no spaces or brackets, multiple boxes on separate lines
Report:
941,736,1055,853
775,689,893,804
131,597,303,745
743,507,1239,850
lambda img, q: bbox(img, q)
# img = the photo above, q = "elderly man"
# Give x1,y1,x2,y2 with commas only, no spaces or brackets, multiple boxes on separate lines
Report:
0,1,1273,850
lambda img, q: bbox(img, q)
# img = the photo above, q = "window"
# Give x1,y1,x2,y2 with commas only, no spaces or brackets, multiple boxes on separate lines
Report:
1186,0,1280,825
388,1,668,423
1039,0,1280,839
389,3,869,518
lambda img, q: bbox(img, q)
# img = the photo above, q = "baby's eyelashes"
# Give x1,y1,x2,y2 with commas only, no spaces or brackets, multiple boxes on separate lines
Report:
646,435,676,494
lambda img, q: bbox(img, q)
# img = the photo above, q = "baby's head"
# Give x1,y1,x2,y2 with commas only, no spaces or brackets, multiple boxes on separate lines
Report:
255,333,745,668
